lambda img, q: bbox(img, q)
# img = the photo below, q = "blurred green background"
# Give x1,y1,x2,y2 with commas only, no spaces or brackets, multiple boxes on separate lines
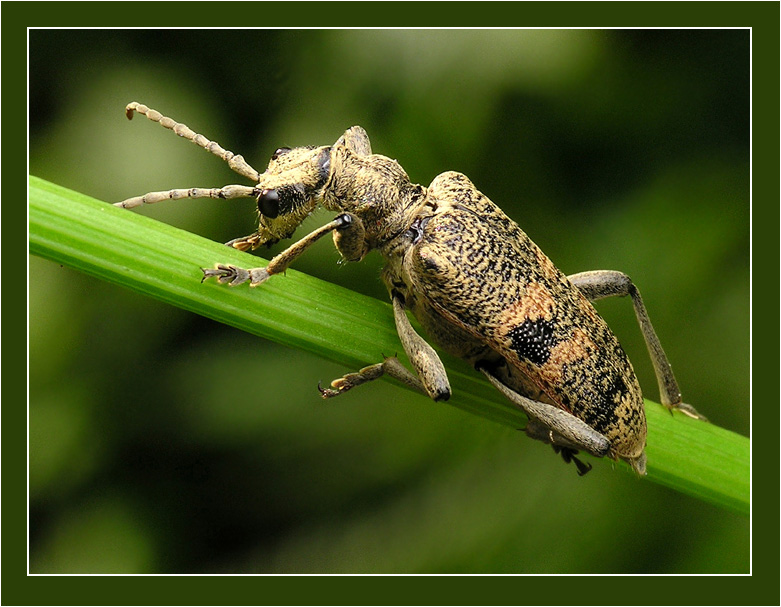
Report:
29,29,749,574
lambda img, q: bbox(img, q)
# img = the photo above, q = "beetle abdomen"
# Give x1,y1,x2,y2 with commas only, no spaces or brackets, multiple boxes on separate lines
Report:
406,173,647,458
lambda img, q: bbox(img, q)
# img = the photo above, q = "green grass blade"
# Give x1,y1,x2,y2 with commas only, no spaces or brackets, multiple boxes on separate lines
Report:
28,176,749,515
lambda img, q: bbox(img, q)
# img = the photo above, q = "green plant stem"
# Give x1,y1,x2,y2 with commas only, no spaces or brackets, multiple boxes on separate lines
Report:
29,176,749,515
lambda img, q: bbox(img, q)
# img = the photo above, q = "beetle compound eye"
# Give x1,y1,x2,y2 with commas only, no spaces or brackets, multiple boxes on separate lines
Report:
271,147,291,161
258,189,280,218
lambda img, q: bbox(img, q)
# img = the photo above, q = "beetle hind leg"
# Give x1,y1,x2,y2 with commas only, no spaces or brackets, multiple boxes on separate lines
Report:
568,270,706,421
477,366,612,474
553,445,593,476
525,417,596,475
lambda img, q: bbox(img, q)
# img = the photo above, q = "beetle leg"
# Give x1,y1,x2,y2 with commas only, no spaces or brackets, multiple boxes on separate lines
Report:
202,214,353,287
322,294,451,401
331,212,369,262
568,270,705,420
225,233,269,252
552,445,593,476
319,355,425,398
478,366,611,460
390,294,451,401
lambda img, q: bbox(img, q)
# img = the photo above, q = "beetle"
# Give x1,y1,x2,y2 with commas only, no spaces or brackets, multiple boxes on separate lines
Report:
116,102,704,476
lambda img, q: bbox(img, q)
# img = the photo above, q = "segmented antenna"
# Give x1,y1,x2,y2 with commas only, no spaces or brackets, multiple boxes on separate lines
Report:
116,103,263,209
124,102,261,182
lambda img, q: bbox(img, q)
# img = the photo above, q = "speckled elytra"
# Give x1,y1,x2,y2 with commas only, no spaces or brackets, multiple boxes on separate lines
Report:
117,102,706,476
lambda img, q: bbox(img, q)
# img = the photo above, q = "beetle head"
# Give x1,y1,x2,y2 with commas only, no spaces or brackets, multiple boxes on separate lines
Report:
251,145,333,245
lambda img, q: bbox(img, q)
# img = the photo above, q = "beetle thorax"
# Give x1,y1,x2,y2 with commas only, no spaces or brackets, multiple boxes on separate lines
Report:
323,147,422,249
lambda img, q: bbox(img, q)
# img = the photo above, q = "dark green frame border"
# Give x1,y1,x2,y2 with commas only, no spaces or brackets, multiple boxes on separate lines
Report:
10,1,778,605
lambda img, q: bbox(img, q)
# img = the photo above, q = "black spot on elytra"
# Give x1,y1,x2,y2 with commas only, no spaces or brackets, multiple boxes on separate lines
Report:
507,318,555,366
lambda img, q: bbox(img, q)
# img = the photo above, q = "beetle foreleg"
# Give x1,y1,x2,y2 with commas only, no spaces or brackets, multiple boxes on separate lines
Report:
331,213,368,262
225,233,272,252
202,214,353,287
568,270,705,421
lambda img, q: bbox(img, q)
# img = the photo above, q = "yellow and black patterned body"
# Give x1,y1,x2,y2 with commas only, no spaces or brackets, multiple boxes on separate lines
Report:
119,105,703,475
381,172,646,466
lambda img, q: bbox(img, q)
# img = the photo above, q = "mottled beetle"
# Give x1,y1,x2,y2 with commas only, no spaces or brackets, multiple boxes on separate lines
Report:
117,102,704,476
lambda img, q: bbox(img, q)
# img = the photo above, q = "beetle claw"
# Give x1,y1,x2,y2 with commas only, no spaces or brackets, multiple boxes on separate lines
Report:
553,445,592,476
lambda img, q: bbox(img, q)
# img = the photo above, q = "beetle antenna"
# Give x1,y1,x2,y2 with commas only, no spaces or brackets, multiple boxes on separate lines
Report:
124,102,261,182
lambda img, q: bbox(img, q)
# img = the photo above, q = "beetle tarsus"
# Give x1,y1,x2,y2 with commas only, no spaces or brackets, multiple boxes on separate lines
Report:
201,264,269,287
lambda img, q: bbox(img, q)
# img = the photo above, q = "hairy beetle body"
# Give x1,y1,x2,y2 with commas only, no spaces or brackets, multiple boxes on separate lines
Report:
117,103,705,476
384,172,646,466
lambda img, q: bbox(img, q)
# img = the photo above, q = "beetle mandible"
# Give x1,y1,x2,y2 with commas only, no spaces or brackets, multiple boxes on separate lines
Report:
116,102,705,476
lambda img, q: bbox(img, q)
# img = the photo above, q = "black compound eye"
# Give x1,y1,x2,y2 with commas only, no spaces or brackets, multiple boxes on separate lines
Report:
258,189,280,218
271,147,291,161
